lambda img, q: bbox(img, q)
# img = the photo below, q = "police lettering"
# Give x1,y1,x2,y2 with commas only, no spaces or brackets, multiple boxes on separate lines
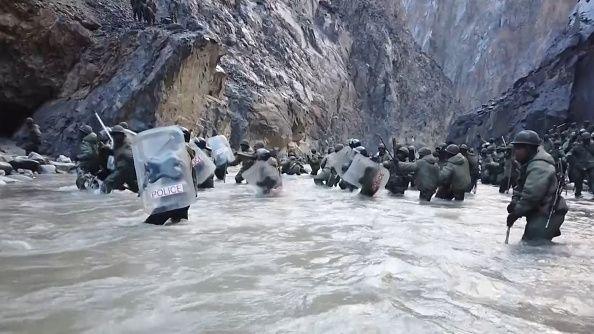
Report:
151,184,185,198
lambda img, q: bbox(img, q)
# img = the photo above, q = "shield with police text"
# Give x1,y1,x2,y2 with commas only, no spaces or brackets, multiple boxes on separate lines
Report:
132,126,197,214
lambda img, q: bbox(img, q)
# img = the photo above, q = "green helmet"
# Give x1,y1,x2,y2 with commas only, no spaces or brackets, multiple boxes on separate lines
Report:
511,130,540,146
418,147,432,157
110,125,126,135
397,146,409,155
445,144,459,155
79,124,93,135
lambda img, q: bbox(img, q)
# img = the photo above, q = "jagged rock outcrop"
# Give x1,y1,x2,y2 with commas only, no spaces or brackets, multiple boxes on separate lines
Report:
448,0,594,145
2,0,460,155
399,0,575,110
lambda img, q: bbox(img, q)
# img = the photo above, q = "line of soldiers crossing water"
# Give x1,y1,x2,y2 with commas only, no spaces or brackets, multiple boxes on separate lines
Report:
67,116,594,244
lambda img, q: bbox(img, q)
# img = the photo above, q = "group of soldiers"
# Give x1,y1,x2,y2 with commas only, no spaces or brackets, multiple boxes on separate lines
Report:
313,138,475,202
130,0,181,25
131,0,158,25
478,121,594,199
309,125,591,243
54,117,594,241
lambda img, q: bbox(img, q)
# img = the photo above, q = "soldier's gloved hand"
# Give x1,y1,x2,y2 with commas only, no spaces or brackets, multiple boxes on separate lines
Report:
506,213,519,227
506,202,516,214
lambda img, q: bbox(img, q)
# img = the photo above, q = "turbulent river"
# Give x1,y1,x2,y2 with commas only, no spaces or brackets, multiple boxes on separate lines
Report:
1,168,593,333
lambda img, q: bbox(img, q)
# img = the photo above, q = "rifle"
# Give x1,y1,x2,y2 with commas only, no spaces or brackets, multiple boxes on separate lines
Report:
505,158,512,194
376,135,395,161
545,160,566,229
95,113,114,145
95,113,116,171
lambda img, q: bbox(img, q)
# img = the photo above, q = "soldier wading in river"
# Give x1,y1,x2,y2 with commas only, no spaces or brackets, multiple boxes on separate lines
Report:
506,130,568,242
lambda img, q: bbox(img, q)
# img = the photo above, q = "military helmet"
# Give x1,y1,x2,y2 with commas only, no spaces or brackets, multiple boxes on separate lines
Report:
579,128,587,134
445,144,460,155
460,144,469,151
118,122,129,129
253,141,265,150
354,146,368,157
110,125,126,135
311,148,317,154
25,117,34,124
418,147,432,157
79,124,93,135
255,148,271,161
408,145,415,152
397,146,409,155
511,130,540,146
240,139,250,147
194,137,207,149
581,132,591,140
179,126,191,142
378,143,385,149
349,138,362,148
334,144,344,152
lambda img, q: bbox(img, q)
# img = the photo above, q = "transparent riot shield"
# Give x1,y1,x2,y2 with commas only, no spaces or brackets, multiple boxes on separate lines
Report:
132,126,197,214
188,143,217,185
326,147,355,178
206,135,235,167
242,160,283,193
342,154,389,196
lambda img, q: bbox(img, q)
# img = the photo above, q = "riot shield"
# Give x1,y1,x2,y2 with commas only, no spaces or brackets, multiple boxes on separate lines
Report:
342,154,389,196
132,126,197,214
326,147,355,177
207,135,235,167
242,160,283,193
188,143,217,185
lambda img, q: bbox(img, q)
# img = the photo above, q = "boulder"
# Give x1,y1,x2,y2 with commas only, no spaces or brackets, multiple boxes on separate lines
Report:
56,155,72,163
0,162,13,175
9,158,40,172
27,152,49,164
17,169,35,177
50,161,76,173
39,164,57,174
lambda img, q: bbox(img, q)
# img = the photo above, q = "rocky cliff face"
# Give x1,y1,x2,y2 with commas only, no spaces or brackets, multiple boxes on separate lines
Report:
1,0,459,155
448,0,594,145
399,0,575,111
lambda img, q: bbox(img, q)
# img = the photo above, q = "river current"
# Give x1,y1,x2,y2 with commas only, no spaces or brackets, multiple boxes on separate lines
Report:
0,168,593,333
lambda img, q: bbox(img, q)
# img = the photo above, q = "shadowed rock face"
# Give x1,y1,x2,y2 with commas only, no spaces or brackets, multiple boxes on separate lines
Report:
0,0,93,135
399,0,575,111
447,0,594,145
2,0,460,155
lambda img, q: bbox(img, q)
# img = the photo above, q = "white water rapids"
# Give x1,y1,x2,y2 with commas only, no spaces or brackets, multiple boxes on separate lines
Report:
0,168,593,333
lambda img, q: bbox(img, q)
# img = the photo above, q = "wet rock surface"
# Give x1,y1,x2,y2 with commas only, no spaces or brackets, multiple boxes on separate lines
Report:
2,0,459,154
448,0,594,144
399,0,575,111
